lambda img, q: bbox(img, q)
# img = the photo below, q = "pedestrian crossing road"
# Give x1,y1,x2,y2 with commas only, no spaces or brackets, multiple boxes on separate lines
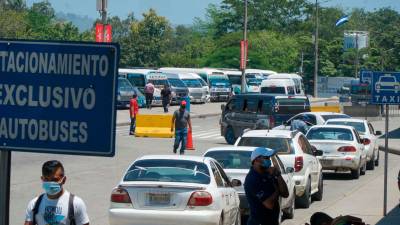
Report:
116,125,224,141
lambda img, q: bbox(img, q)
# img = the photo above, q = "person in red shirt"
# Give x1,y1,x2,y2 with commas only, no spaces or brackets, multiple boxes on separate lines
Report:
129,94,139,135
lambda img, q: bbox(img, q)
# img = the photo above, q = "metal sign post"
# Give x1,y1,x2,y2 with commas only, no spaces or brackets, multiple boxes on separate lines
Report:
370,71,400,216
383,104,389,216
0,151,11,225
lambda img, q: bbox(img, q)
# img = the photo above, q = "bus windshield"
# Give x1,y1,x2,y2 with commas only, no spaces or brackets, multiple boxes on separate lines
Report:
127,73,145,87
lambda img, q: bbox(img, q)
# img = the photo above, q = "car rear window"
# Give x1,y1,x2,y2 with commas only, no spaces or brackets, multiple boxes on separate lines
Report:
326,121,366,134
237,137,293,154
307,128,354,141
261,86,286,94
275,98,310,114
321,114,351,121
124,159,210,184
204,151,252,169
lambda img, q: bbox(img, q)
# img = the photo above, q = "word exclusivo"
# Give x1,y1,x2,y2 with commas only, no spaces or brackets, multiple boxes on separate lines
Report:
0,51,109,76
0,84,96,110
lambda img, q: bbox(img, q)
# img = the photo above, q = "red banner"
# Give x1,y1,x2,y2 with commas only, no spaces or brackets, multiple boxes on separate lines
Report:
240,40,248,70
105,24,112,42
95,23,103,42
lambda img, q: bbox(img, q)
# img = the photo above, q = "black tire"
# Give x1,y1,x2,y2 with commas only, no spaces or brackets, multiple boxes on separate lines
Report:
296,179,311,208
312,174,323,201
351,167,360,179
360,162,366,175
283,194,295,219
224,126,236,145
367,156,375,170
375,151,380,167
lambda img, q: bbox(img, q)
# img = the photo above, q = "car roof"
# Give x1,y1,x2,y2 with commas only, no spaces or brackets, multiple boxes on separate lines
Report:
325,118,366,123
241,129,296,138
302,112,347,116
309,125,355,130
136,155,207,163
205,146,259,153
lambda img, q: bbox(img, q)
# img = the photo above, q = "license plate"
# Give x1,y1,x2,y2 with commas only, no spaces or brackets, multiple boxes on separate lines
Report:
146,193,170,205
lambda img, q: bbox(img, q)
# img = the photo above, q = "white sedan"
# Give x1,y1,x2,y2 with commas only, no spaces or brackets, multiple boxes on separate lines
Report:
109,155,241,225
306,125,368,179
204,146,296,220
273,112,351,131
325,118,382,170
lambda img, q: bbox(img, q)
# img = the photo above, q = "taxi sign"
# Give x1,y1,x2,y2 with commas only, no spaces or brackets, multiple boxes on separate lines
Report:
371,71,400,105
0,40,119,156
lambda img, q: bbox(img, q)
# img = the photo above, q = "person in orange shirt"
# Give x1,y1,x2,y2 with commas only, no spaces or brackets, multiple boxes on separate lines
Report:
129,94,139,135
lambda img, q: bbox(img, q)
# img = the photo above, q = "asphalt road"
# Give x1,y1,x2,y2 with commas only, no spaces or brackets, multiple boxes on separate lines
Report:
9,116,400,225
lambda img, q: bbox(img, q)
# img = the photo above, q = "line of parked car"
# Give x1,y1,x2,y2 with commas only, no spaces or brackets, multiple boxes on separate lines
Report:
108,101,382,225
116,67,306,109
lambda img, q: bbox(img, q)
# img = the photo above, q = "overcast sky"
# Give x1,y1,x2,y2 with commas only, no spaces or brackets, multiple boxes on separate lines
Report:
26,0,400,25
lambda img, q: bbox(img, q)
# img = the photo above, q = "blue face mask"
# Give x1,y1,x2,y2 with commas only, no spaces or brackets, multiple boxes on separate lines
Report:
42,180,63,196
262,159,272,169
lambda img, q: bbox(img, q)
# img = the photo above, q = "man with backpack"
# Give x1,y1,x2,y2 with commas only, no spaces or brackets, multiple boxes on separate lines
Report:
24,160,89,225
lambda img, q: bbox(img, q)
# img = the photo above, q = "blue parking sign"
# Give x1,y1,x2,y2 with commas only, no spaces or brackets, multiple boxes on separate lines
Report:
0,40,119,156
371,71,400,105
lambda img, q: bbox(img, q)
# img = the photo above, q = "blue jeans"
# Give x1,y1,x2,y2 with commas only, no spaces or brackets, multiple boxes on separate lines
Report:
174,128,187,154
129,117,136,134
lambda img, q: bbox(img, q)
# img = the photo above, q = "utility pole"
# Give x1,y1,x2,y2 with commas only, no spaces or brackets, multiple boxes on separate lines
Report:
355,33,359,78
313,0,319,98
241,0,248,93
300,51,304,77
101,0,107,41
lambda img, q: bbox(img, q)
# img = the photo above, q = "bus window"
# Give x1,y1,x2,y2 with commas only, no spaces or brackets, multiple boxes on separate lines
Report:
127,73,146,87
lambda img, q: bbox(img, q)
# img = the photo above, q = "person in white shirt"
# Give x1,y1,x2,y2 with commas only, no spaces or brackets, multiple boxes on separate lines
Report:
24,160,89,225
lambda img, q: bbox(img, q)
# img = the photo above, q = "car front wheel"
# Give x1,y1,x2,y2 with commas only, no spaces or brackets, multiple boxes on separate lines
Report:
224,126,236,145
296,179,311,208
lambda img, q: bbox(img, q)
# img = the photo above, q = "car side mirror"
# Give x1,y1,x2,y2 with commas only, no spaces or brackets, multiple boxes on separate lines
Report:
283,121,290,126
221,104,225,111
311,146,323,156
286,167,294,173
375,131,382,136
363,138,371,145
231,179,242,187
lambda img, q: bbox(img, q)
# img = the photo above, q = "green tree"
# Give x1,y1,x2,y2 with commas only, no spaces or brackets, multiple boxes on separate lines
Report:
123,9,173,67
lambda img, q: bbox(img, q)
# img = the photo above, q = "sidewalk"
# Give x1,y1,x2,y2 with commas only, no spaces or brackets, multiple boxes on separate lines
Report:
116,97,339,126
370,117,400,155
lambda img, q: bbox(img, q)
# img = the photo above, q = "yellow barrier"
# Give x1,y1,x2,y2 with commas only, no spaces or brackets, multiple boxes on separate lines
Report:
311,105,341,113
135,114,174,138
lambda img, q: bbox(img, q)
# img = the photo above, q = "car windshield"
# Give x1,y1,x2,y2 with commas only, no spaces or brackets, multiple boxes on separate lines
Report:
168,78,186,88
307,128,354,141
149,79,169,86
326,121,366,134
247,78,262,86
133,87,144,97
118,78,133,91
237,137,293,154
182,79,202,88
204,151,252,169
126,73,146,87
261,86,286,94
228,76,242,85
198,78,208,86
124,159,211,184
321,114,351,121
381,77,395,82
210,79,230,87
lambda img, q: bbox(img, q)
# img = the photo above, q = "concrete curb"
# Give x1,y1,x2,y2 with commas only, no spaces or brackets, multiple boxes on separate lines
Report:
116,113,220,127
379,145,400,156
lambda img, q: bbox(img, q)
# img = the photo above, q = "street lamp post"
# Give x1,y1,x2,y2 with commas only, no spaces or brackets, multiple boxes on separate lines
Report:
241,0,248,94
313,0,319,98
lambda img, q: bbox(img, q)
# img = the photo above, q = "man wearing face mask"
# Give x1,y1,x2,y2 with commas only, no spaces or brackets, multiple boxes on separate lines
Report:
244,147,289,225
24,160,89,225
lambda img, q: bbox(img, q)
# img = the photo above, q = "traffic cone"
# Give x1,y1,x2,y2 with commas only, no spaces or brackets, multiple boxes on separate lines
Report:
186,127,195,150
